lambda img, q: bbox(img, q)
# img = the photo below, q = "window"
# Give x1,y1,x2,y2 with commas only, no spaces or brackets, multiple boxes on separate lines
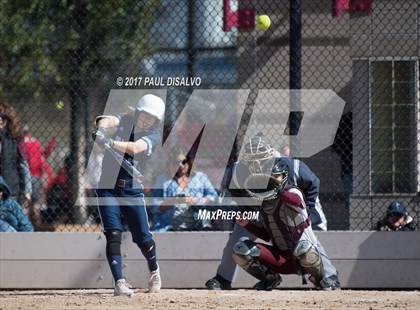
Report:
370,61,417,193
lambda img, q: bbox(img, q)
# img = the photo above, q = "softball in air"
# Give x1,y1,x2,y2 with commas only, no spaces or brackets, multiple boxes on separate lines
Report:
257,15,271,30
55,100,64,110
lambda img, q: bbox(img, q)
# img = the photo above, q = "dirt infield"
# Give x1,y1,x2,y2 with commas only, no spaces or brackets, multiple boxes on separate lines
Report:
1,289,419,310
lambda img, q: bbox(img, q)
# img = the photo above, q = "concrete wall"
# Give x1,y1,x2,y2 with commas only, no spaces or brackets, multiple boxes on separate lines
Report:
1,231,419,289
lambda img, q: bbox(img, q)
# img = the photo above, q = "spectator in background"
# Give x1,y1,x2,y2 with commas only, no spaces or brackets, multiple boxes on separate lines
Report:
22,125,54,229
0,176,33,232
44,155,73,226
333,112,353,195
0,103,32,205
376,201,416,231
149,158,175,231
280,145,290,157
160,149,218,231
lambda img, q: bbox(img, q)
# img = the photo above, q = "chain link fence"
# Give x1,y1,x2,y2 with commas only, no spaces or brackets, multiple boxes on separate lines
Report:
1,0,419,232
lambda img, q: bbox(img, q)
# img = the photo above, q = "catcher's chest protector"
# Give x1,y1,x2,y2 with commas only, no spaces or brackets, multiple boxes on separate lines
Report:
261,187,316,251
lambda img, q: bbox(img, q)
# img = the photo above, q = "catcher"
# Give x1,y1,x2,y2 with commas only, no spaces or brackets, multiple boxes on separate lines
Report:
206,134,334,290
233,159,340,290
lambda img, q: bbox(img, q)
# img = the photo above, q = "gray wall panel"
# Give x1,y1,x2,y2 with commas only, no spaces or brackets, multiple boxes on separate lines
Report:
1,232,420,289
0,261,113,288
0,233,106,260
3,232,420,260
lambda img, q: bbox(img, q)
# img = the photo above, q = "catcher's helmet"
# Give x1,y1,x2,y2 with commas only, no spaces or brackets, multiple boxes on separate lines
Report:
386,201,407,217
242,133,275,173
270,159,289,193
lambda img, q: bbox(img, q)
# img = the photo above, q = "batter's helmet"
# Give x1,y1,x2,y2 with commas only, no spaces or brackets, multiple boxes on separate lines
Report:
135,94,166,121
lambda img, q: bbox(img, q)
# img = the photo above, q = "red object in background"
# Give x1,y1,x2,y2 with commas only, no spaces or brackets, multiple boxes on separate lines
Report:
333,0,373,17
351,0,373,12
333,0,350,17
23,135,54,188
43,137,57,159
223,0,256,32
52,165,69,186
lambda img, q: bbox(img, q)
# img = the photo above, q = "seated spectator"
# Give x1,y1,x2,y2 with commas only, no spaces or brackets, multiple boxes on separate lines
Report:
160,150,218,231
0,176,33,232
376,201,415,231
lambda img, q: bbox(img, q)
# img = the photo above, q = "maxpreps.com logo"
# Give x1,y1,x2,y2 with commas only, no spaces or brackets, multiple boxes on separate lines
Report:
196,209,259,221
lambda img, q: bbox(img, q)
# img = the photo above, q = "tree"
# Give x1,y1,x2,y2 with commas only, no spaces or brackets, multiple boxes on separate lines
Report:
0,0,159,222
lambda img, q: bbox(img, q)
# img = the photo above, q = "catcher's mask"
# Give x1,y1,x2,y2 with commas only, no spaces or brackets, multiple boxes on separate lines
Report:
271,160,289,192
241,134,275,174
244,159,289,202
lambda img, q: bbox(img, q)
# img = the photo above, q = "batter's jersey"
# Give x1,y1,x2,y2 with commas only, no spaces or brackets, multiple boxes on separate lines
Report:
98,113,161,189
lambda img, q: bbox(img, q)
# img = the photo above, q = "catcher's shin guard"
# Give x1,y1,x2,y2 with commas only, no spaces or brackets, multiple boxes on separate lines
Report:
293,240,323,282
293,240,340,290
232,238,269,281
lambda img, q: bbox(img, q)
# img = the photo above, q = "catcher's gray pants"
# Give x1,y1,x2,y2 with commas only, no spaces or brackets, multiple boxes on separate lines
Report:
310,197,328,231
315,240,337,281
217,223,337,284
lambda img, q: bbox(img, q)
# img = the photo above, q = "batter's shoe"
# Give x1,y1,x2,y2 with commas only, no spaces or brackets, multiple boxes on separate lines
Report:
253,274,282,291
205,275,232,290
148,267,161,293
114,279,134,297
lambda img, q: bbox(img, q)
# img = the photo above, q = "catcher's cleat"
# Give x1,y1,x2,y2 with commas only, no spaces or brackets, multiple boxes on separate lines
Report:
253,274,282,291
205,276,232,290
147,267,161,293
114,279,134,297
320,274,341,291
310,274,341,291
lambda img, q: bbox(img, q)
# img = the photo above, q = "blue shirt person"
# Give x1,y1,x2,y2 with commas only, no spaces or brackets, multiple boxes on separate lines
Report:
0,176,33,232
159,151,218,231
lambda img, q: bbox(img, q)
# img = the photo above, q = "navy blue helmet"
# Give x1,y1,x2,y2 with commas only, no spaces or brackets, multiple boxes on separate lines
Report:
386,201,407,217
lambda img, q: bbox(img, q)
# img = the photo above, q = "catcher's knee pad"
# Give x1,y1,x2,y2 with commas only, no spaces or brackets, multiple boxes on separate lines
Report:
104,230,122,256
232,237,261,267
138,239,155,253
293,240,321,270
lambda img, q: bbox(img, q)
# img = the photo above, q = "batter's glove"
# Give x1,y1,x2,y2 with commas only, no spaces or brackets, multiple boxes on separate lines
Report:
92,128,114,148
